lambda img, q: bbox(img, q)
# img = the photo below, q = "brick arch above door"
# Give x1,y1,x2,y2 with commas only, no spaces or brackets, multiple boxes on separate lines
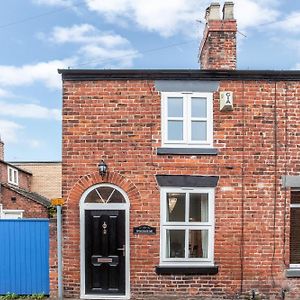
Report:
66,171,141,206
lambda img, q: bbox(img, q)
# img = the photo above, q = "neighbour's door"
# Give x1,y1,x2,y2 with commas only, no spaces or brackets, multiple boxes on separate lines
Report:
85,209,125,295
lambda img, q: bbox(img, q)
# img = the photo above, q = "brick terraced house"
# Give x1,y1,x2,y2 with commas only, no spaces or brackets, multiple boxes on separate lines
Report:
58,2,300,299
0,139,50,219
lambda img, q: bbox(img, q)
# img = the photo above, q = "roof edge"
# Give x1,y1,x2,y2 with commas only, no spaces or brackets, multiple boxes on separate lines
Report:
0,160,32,175
58,69,300,81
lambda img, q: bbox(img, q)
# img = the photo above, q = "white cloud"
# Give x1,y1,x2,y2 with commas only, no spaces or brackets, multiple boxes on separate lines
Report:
86,0,202,37
235,0,279,31
0,120,23,144
32,0,73,7
79,45,138,67
46,24,129,47
0,121,44,149
33,0,282,37
271,12,300,34
0,101,61,121
41,24,138,67
0,88,13,98
85,0,280,36
0,58,75,90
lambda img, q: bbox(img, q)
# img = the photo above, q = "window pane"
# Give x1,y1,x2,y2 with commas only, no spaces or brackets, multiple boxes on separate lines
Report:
189,230,208,258
189,193,208,222
168,121,183,141
166,230,185,258
166,193,185,222
290,208,300,264
191,121,207,141
85,189,102,203
13,170,17,183
9,169,13,182
191,97,207,118
168,97,183,117
108,189,126,203
98,187,114,201
291,191,300,204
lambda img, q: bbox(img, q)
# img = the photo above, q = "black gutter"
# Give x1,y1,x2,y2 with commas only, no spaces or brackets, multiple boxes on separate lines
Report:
58,69,300,81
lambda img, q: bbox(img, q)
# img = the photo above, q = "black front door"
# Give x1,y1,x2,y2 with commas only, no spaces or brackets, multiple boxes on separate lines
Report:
85,210,125,295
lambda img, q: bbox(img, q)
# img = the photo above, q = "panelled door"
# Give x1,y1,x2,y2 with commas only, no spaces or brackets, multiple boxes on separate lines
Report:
80,183,130,299
85,210,125,295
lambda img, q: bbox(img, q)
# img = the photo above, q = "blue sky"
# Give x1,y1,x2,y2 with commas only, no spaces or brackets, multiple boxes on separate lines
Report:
0,0,300,161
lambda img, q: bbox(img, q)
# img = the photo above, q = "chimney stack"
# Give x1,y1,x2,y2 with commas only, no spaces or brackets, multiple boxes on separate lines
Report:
0,137,4,161
199,2,237,70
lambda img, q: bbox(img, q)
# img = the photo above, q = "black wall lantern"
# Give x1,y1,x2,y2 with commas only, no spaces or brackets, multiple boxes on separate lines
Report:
98,160,108,178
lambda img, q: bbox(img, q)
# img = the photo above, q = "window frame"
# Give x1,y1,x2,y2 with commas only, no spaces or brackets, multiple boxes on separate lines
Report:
161,92,213,148
7,166,19,186
159,187,215,266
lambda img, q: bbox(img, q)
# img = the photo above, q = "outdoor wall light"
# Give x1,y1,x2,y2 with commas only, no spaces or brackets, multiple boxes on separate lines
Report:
98,160,108,178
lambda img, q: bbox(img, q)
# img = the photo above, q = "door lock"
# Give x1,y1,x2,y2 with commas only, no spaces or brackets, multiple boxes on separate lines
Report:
117,245,125,256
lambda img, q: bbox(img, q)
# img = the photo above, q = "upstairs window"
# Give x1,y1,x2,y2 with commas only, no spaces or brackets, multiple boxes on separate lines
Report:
7,166,18,186
161,92,213,148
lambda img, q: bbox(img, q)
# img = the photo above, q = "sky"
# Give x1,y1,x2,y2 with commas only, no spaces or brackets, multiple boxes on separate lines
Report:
0,0,300,162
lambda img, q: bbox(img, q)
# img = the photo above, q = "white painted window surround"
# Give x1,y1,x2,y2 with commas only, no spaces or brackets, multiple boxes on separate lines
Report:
161,92,213,148
1,210,23,219
160,187,215,266
7,166,19,186
0,205,24,219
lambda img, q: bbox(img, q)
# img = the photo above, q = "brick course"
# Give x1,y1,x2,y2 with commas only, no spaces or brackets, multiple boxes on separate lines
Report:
60,78,300,299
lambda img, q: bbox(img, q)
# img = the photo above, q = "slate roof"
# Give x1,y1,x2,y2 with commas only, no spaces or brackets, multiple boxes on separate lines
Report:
1,182,51,207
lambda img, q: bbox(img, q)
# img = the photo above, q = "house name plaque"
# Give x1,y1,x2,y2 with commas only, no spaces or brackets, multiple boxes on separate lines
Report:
133,225,156,235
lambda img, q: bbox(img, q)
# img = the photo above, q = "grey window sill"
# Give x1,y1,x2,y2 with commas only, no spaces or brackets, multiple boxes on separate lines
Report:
157,147,218,155
286,268,300,278
155,265,218,275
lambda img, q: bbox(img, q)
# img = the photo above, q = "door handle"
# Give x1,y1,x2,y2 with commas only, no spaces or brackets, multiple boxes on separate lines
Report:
117,246,125,256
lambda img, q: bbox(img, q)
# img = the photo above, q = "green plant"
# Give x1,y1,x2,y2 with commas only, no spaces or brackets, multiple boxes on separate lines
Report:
47,205,57,218
0,293,18,300
0,293,46,300
28,294,45,299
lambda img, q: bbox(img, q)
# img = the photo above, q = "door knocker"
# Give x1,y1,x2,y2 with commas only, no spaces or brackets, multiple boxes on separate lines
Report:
102,221,108,235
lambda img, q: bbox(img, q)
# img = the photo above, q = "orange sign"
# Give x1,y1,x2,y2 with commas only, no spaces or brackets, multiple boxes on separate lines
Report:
51,198,64,206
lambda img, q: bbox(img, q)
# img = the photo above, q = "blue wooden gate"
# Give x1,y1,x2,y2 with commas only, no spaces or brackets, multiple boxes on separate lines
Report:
0,219,49,295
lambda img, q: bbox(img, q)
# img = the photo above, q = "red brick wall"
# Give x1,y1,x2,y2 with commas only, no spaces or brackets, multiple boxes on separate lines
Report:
61,79,300,299
1,185,48,218
49,218,58,298
200,20,237,70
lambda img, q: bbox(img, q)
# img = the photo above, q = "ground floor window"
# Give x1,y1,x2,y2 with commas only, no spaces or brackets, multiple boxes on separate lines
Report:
290,191,300,266
160,187,214,266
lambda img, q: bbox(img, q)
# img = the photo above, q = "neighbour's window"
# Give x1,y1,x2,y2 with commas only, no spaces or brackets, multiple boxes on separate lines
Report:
1,210,23,219
7,166,18,186
290,191,300,266
160,187,214,266
161,92,213,147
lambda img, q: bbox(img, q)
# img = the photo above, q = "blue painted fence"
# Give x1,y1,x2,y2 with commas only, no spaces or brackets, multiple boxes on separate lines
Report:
0,219,49,295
